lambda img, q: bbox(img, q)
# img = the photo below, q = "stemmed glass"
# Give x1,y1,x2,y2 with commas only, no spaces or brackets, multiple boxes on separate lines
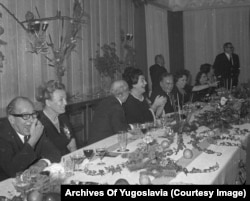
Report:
83,149,94,160
13,171,32,199
140,123,149,135
96,147,106,165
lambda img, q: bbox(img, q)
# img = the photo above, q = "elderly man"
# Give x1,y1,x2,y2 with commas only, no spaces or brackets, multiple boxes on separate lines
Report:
150,73,175,117
0,97,61,181
89,80,130,144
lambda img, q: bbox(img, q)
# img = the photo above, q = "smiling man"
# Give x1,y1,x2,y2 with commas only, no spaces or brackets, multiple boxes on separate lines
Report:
150,73,175,115
0,96,61,181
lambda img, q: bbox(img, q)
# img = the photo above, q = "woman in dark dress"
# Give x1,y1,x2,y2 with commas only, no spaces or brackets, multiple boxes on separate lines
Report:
122,67,166,124
192,71,218,102
172,70,192,109
36,80,77,155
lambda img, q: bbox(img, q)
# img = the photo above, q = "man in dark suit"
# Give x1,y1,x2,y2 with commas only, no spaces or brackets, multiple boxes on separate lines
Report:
0,97,61,181
150,54,168,91
150,73,175,116
213,42,240,89
89,80,130,144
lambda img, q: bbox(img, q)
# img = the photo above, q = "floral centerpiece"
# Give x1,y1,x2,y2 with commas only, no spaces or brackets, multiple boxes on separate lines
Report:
122,133,219,177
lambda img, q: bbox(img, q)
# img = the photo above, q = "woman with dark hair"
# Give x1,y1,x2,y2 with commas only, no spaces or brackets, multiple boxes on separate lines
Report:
200,63,217,83
172,70,218,107
192,71,218,102
36,80,77,155
122,67,166,124
172,70,193,109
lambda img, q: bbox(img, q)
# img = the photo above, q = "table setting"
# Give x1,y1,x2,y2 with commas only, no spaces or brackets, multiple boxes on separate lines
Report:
1,87,250,199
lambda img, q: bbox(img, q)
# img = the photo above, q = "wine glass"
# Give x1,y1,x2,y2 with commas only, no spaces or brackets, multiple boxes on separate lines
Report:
70,152,84,171
13,172,32,199
140,123,148,135
96,147,106,165
83,149,94,160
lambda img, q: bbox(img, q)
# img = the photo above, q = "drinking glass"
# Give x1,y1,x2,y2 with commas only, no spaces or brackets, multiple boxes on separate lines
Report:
140,123,148,135
83,149,94,160
96,147,106,165
70,152,84,171
13,172,32,199
117,131,129,152
130,123,141,135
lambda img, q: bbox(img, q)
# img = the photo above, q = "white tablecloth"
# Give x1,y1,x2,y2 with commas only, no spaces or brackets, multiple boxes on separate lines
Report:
0,123,249,197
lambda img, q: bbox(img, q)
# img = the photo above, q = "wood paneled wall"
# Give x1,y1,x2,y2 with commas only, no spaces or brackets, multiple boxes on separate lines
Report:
0,0,134,117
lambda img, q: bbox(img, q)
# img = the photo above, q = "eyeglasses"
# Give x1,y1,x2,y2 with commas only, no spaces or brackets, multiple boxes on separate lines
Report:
227,46,234,49
11,111,38,120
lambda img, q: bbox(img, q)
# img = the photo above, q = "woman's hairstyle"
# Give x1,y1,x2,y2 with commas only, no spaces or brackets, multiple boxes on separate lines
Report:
174,70,188,83
195,71,206,85
36,80,66,105
122,67,143,89
200,63,212,74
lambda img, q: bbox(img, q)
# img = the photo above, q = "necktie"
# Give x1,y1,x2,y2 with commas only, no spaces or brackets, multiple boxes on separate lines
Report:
229,56,233,65
24,135,30,143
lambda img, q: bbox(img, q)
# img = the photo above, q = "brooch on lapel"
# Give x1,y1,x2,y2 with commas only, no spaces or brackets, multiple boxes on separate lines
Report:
63,125,71,139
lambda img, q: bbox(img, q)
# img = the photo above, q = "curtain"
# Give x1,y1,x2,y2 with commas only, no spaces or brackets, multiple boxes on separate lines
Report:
183,7,250,85
145,4,170,90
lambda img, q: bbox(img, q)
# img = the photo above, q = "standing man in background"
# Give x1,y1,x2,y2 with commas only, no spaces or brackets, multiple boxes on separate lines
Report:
150,54,167,91
213,42,240,89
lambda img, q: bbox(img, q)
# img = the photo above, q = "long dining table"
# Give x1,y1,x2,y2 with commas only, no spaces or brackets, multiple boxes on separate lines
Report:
0,104,249,198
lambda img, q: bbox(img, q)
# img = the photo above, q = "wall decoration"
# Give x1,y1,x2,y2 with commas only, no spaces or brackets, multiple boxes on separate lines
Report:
0,1,87,82
0,11,7,72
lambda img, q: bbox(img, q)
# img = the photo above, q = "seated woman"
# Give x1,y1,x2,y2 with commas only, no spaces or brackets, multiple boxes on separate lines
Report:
200,63,217,83
192,71,218,102
172,70,192,109
36,80,77,155
172,70,218,108
122,67,166,124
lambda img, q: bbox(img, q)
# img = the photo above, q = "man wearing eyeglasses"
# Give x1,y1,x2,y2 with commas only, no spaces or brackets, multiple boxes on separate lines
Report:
213,42,240,89
0,96,61,181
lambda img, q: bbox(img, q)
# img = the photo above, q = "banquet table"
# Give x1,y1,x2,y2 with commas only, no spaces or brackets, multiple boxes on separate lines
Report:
0,108,249,197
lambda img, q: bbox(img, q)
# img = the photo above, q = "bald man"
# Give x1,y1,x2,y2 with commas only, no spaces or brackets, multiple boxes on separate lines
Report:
89,80,130,144
0,96,61,181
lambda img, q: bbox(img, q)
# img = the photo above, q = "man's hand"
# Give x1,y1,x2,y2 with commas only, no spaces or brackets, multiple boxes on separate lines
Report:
28,119,44,147
24,160,48,176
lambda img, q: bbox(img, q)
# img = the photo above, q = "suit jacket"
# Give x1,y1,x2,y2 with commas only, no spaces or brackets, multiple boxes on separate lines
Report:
149,64,167,91
0,118,61,181
213,53,240,87
89,96,130,145
150,88,175,114
38,111,74,156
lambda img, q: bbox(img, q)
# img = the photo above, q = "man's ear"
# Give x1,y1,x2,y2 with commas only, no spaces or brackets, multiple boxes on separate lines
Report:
8,115,15,125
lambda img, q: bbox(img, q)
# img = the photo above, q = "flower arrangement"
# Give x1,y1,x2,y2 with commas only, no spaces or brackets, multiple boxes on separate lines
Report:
122,133,219,177
90,42,123,80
